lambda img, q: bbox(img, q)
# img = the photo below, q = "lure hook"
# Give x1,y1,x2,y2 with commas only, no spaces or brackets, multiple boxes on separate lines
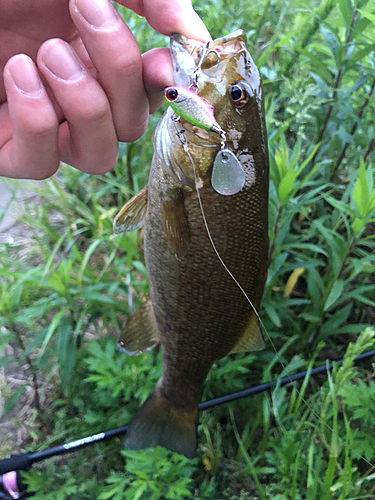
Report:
189,42,221,92
172,113,187,145
190,42,208,91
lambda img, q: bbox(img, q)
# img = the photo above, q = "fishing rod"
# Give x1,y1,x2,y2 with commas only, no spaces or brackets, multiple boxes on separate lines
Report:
1,348,374,498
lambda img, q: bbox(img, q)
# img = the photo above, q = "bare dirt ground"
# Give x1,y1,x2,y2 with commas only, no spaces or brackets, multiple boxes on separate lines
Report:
0,179,41,456
0,345,38,456
0,179,40,234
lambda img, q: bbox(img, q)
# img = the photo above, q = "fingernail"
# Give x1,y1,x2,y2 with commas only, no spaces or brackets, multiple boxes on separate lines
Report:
74,0,119,29
42,40,84,81
7,55,42,96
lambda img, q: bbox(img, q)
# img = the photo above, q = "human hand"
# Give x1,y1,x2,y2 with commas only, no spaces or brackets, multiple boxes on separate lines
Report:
0,0,210,180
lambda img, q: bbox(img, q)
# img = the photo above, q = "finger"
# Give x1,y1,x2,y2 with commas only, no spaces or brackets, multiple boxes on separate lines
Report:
37,39,119,175
142,48,174,114
1,54,60,180
120,0,211,42
70,0,149,143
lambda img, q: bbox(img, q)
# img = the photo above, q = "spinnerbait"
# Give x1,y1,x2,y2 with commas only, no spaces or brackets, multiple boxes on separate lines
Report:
164,46,246,196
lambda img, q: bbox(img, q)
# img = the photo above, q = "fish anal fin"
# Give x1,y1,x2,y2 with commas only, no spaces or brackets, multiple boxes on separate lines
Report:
229,313,265,354
113,186,148,234
117,298,159,356
161,189,190,261
125,382,197,459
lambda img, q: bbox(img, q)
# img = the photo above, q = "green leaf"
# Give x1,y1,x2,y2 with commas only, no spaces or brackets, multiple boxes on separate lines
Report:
256,29,300,68
339,0,353,28
347,44,375,67
347,74,368,96
352,159,369,217
352,217,365,235
264,303,282,327
1,384,27,418
61,340,76,392
78,239,102,286
369,190,375,212
131,482,147,500
358,8,375,24
322,194,355,217
309,72,330,92
320,26,340,60
47,273,67,296
56,315,72,365
80,291,114,303
274,137,289,179
290,137,302,170
40,307,69,355
324,279,345,311
0,331,12,354
319,303,352,337
278,170,297,203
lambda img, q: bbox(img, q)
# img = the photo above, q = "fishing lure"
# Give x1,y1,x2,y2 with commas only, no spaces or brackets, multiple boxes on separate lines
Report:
164,86,246,196
164,86,222,134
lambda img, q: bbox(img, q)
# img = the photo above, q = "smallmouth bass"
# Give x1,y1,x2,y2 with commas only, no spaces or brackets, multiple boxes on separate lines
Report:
114,30,269,458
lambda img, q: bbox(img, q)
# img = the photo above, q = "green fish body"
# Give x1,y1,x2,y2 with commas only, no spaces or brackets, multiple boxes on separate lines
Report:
114,30,269,458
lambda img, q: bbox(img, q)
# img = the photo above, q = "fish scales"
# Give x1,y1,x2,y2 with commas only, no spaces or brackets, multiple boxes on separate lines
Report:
146,183,268,383
114,30,269,458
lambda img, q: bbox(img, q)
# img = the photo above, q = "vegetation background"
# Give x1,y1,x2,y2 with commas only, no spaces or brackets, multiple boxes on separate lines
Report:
1,0,375,498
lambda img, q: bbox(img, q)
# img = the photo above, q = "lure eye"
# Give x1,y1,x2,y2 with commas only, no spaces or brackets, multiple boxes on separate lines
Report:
166,88,178,101
229,82,252,109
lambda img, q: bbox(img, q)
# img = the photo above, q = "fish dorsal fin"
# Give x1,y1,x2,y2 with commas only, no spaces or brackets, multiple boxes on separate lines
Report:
161,189,190,261
113,186,148,234
229,313,265,354
117,298,159,356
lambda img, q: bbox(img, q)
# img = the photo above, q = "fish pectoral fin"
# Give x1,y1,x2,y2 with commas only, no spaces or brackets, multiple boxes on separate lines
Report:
229,313,265,354
113,186,148,234
161,189,190,261
117,298,159,356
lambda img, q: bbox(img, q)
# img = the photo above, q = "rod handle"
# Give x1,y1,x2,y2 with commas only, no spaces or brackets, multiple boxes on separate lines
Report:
0,455,31,475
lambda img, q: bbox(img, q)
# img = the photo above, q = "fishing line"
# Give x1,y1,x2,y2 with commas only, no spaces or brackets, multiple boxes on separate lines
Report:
184,142,375,471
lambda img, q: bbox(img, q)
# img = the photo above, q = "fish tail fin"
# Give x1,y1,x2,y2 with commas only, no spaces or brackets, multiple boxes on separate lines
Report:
124,382,198,459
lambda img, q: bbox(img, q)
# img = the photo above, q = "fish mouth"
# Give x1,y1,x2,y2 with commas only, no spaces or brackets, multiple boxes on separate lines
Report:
180,117,221,147
169,30,248,146
170,30,247,88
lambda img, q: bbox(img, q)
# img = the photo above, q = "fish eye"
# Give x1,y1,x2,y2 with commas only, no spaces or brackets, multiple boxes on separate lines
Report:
166,88,178,101
229,82,252,109
230,85,242,101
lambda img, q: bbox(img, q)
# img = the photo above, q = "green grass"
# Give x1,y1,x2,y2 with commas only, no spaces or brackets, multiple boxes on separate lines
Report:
1,0,375,498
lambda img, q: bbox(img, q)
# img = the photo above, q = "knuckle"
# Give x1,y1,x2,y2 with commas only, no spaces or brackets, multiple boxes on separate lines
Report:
78,145,118,176
113,52,142,79
20,113,58,139
30,122,57,139
118,116,148,143
97,149,119,174
79,101,110,126
96,158,117,175
84,159,117,176
13,154,60,180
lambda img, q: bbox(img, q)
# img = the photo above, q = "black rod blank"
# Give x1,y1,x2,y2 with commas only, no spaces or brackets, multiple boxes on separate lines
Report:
1,348,374,475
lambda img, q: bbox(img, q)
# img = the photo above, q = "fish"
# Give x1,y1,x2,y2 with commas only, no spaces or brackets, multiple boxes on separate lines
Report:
113,29,269,459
